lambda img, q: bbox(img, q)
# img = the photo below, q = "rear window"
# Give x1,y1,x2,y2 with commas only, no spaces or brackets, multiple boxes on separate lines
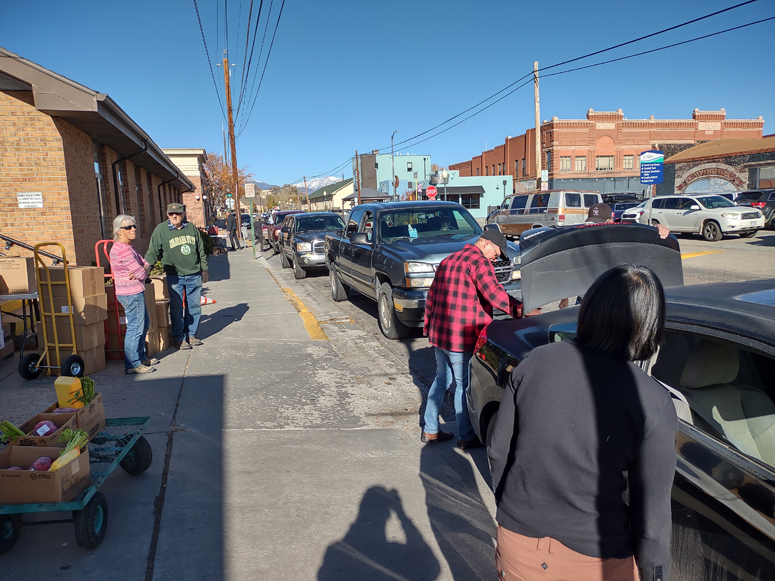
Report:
564,193,582,208
769,192,775,201
735,193,761,202
583,194,599,207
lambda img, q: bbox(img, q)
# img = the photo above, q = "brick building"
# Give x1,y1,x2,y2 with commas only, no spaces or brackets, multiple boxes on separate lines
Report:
0,47,194,266
450,108,764,196
162,149,209,228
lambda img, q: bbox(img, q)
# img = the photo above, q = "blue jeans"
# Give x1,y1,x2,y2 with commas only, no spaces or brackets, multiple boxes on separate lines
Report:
167,273,203,343
117,291,149,370
423,348,476,441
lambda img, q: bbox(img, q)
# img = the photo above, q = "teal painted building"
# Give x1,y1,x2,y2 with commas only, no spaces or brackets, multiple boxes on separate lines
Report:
354,152,432,200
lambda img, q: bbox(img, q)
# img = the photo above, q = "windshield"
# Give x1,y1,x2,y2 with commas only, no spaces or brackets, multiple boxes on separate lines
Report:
378,207,482,242
735,193,761,202
696,195,735,209
296,215,345,232
613,203,637,211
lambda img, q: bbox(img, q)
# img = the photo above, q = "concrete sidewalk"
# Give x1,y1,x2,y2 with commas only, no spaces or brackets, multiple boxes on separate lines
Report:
1,248,498,580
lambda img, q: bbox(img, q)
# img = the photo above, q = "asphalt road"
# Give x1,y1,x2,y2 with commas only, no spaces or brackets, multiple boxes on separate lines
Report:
263,228,775,388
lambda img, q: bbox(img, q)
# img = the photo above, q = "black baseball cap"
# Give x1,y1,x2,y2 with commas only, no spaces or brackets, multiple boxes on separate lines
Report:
586,203,613,223
481,228,509,257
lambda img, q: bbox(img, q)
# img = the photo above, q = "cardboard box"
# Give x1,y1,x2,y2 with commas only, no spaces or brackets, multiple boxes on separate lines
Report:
149,275,169,300
0,257,36,295
44,392,106,440
155,300,170,328
35,320,106,352
0,446,91,504
40,293,108,326
106,284,121,311
38,266,104,298
144,290,158,330
145,332,160,357
10,412,77,447
158,327,173,351
80,345,106,376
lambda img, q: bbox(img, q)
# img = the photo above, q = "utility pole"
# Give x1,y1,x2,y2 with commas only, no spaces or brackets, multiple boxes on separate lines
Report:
221,51,243,240
391,130,398,202
534,61,542,191
355,150,362,206
303,176,310,210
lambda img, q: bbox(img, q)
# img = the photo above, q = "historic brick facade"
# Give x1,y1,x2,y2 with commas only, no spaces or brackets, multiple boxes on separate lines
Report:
450,108,765,194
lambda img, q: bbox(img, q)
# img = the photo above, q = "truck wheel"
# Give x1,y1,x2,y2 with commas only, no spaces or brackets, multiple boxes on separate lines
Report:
280,248,290,268
702,220,722,242
377,282,410,340
293,255,307,279
330,266,348,301
0,514,21,554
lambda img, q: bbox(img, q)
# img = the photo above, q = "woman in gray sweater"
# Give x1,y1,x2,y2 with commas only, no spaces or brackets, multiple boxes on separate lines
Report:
489,265,677,581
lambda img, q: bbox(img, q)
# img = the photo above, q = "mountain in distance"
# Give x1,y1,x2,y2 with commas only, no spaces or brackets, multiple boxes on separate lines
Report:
250,180,277,190
292,176,343,193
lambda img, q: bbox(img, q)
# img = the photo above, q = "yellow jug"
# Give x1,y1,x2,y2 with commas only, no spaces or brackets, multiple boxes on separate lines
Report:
55,376,85,409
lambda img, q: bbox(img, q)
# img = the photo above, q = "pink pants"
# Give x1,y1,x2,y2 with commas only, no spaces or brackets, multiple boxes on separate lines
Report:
495,526,639,581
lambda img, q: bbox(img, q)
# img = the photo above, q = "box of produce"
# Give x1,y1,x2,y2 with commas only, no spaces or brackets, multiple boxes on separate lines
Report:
45,385,105,440
2,413,76,447
0,441,90,504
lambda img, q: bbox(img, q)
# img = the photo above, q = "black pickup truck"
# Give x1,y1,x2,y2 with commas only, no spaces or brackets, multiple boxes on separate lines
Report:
325,201,521,339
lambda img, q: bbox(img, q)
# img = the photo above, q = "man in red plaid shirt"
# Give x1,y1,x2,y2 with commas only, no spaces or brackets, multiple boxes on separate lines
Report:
422,228,522,449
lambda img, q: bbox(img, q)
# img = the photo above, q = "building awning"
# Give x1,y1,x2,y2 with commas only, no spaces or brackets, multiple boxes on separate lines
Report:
0,47,194,192
436,185,485,195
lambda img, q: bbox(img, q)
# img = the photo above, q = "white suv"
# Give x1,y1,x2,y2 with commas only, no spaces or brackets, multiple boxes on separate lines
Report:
638,194,764,241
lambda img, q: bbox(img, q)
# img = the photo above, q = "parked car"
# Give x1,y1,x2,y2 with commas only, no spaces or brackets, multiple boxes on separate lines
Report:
620,200,647,223
611,201,638,222
736,189,775,229
487,190,603,237
280,212,345,279
466,224,775,579
269,210,305,253
637,194,764,241
325,201,521,339
601,192,640,205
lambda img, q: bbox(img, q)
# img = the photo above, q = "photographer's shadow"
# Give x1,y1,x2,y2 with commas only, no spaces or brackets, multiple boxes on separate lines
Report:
318,486,440,581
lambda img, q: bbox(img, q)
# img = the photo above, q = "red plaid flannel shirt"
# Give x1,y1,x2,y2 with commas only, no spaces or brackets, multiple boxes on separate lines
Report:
424,244,522,352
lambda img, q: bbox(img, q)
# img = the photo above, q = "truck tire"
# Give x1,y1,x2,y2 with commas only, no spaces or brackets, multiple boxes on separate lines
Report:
377,282,410,340
702,220,722,242
330,265,348,301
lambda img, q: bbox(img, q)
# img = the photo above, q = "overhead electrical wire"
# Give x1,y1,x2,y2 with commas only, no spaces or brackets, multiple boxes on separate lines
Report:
236,0,272,126
235,0,257,116
192,0,227,120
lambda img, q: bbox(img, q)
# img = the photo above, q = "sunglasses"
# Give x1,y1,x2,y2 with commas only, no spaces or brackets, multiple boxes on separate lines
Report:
168,212,182,216
120,224,137,230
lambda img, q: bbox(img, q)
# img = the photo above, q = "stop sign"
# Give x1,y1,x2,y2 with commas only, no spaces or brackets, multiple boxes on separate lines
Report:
426,185,437,200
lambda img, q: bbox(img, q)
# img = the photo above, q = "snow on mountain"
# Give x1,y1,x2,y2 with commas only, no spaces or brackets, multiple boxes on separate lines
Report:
292,176,342,192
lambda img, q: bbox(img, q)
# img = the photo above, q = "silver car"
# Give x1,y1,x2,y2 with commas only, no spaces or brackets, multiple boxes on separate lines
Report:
638,194,764,241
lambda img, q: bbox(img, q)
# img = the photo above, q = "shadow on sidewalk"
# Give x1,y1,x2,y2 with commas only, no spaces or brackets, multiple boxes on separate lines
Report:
318,486,439,581
197,303,249,339
205,251,231,282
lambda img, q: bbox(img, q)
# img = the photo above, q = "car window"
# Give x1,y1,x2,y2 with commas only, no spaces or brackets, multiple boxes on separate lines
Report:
500,198,511,210
676,198,696,210
651,198,666,209
529,194,550,214
613,203,636,211
346,209,364,238
564,193,582,208
769,192,775,202
510,196,528,213
379,207,481,242
696,195,736,209
735,193,760,202
660,198,682,210
651,332,775,467
361,211,374,242
583,194,599,207
295,215,345,232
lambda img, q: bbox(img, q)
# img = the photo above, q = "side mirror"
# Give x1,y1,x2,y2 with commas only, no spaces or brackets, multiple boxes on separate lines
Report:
281,226,290,233
350,232,370,245
690,205,699,210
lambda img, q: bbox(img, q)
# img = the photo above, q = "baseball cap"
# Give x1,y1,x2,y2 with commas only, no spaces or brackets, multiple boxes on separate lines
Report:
167,203,184,214
481,228,509,257
586,203,613,223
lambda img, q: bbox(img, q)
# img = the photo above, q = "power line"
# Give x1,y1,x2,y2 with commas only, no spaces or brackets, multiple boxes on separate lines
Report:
236,0,276,133
192,0,227,120
224,0,230,59
373,0,762,153
236,0,286,137
235,0,256,116
235,0,266,120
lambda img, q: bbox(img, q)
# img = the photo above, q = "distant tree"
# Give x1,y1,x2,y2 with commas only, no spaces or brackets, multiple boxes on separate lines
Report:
431,163,443,172
203,153,253,211
265,185,301,210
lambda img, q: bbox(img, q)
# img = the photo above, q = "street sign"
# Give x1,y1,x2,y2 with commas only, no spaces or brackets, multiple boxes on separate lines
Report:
540,182,549,191
541,170,548,182
640,151,664,184
413,171,418,179
426,185,437,200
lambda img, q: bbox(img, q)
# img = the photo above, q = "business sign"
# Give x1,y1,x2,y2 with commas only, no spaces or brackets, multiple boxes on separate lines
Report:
639,151,664,184
244,183,256,198
426,185,438,200
378,180,390,193
17,192,43,208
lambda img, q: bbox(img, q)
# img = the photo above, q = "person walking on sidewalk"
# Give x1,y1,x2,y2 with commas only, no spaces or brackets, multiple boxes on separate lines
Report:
145,203,210,351
227,210,242,251
109,214,158,374
422,228,522,450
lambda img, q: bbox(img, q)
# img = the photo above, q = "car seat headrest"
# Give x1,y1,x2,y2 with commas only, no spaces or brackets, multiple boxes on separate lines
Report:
680,340,739,389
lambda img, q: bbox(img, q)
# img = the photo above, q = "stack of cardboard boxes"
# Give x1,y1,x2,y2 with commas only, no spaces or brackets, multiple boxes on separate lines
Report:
150,275,172,351
0,257,37,363
36,266,108,375
105,275,169,359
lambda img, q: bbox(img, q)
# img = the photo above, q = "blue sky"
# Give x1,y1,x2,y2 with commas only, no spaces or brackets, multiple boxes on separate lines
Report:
1,0,773,186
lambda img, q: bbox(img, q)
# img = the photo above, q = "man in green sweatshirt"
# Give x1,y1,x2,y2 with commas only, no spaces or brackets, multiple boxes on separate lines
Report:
145,203,210,350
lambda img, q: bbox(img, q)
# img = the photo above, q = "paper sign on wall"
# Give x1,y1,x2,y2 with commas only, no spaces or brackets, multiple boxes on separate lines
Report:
17,192,43,208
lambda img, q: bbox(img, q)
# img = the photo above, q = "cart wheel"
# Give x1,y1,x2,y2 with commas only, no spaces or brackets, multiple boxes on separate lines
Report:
0,514,22,554
119,436,153,476
18,353,42,380
61,354,85,378
73,492,108,549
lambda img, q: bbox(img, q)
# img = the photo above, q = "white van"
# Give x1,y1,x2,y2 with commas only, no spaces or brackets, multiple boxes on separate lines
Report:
487,190,603,237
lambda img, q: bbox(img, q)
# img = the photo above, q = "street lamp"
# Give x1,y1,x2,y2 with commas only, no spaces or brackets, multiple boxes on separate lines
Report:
441,169,448,201
391,130,399,202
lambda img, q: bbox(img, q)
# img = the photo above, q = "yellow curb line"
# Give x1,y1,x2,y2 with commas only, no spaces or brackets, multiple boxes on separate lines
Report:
265,268,329,341
680,250,725,259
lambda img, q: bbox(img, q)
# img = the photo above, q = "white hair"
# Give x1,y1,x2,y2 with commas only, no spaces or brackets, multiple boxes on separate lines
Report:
112,214,136,240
